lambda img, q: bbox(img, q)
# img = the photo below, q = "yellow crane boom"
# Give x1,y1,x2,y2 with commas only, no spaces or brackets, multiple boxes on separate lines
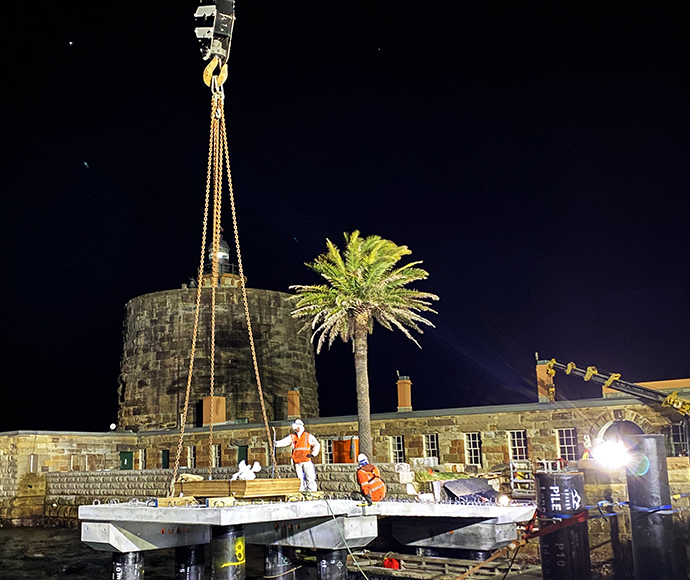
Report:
544,359,690,416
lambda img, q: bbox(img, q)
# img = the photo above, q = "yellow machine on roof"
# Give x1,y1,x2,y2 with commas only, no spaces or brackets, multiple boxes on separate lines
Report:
544,358,690,415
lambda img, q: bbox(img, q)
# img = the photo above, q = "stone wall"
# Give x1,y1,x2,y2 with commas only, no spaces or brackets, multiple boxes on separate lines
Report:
7,397,679,479
2,464,412,527
118,286,319,431
0,435,20,523
41,464,410,503
138,429,276,469
0,431,137,526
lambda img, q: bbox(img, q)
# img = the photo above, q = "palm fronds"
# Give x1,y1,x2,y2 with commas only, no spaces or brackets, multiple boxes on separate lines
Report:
290,231,438,352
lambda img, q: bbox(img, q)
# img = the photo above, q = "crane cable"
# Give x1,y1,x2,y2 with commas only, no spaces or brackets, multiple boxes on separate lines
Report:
169,59,278,497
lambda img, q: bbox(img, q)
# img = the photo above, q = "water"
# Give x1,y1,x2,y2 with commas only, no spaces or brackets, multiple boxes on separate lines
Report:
0,528,178,579
0,528,543,580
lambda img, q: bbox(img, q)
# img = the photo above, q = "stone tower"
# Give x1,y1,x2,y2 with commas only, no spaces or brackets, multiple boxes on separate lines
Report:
117,243,319,431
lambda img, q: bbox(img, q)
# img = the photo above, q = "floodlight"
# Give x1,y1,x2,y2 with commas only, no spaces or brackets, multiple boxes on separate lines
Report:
592,440,630,469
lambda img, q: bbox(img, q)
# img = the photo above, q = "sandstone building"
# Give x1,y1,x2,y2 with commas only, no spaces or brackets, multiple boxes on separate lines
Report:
117,238,320,431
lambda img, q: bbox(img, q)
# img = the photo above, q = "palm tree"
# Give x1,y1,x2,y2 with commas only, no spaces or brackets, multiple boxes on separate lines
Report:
290,231,439,457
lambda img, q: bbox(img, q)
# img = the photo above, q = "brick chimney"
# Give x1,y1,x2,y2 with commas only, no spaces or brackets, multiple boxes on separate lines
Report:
535,358,555,403
397,375,412,412
202,396,226,425
287,390,301,420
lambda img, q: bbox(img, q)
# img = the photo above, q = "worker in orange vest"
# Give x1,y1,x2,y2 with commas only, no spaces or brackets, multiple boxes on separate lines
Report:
275,419,320,491
356,453,386,505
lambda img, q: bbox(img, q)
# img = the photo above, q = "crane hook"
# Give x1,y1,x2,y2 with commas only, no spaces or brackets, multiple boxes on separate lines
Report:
204,57,229,90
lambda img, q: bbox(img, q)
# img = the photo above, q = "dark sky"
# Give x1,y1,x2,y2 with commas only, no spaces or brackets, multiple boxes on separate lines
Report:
2,3,690,432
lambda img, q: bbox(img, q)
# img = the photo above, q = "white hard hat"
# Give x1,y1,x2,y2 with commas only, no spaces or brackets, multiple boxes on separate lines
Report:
291,419,304,429
357,453,368,465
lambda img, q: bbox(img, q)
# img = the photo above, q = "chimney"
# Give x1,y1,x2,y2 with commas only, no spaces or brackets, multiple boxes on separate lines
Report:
535,357,555,403
397,376,412,412
287,390,301,420
202,395,226,425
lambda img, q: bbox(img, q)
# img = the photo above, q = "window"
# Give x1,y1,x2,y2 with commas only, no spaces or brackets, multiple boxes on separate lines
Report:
186,445,196,468
70,455,85,471
670,424,688,457
138,449,146,470
464,432,482,466
30,454,37,473
509,430,528,460
87,454,104,471
424,434,439,459
321,439,334,464
212,444,221,468
390,436,405,463
557,428,578,461
161,449,170,469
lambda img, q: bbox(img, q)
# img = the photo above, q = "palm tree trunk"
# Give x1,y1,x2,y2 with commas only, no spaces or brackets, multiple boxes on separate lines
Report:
353,320,373,458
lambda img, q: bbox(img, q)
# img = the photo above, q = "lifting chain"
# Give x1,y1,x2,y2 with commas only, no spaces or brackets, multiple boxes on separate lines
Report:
169,60,277,496
220,104,279,476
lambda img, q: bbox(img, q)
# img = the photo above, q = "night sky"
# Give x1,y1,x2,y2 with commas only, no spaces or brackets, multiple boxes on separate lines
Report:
2,3,689,432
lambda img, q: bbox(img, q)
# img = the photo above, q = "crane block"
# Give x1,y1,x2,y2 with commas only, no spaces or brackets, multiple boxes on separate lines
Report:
194,0,236,64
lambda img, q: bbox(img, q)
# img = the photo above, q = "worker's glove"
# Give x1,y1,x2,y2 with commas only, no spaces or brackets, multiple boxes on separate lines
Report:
306,454,313,458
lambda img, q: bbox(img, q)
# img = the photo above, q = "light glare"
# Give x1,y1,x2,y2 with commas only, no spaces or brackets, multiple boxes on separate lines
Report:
592,440,630,468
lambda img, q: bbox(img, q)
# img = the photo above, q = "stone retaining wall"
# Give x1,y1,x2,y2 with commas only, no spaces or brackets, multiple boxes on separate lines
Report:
0,431,137,526
0,435,20,512
2,464,414,527
42,464,411,502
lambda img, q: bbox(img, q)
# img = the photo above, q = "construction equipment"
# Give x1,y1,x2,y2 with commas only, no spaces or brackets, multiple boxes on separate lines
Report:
545,358,690,457
509,460,535,498
167,0,278,498
346,551,539,579
544,359,690,415
194,0,236,64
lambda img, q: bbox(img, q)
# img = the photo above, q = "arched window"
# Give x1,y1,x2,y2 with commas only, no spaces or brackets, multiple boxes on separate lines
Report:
599,420,644,442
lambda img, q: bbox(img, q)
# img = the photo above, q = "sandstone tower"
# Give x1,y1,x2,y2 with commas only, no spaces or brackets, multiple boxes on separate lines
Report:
117,237,319,431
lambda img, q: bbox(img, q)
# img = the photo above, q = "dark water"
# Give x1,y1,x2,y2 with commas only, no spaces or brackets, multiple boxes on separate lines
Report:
0,528,179,580
0,528,543,580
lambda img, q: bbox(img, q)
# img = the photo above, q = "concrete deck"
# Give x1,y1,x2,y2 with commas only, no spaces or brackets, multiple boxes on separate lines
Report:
79,499,535,525
80,500,536,553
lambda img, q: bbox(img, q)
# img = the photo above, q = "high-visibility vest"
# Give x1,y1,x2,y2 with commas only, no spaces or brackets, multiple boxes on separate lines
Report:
291,431,312,464
357,464,386,502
